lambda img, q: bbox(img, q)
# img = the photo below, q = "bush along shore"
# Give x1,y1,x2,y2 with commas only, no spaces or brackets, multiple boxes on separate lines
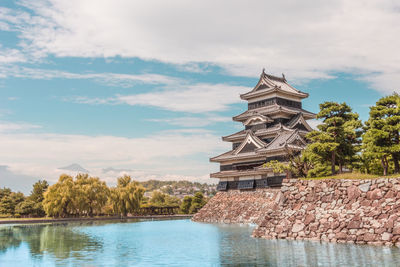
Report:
0,214,194,225
0,174,208,220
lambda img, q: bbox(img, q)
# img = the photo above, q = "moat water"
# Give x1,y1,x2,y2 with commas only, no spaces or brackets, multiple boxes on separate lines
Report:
1,219,400,266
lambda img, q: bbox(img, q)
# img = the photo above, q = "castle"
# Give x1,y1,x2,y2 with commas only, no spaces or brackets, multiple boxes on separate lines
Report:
211,70,315,191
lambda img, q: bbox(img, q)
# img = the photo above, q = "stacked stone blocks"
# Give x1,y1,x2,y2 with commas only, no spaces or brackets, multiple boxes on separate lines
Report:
194,178,400,246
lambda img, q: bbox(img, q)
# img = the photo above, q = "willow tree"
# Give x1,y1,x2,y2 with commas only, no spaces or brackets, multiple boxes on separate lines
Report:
43,174,75,217
306,102,362,175
363,93,400,175
110,175,145,217
74,174,109,216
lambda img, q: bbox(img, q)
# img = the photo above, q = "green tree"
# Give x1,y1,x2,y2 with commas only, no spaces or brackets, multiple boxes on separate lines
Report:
44,174,111,217
306,102,362,175
189,192,206,214
110,175,145,217
180,196,192,214
363,93,400,175
43,174,76,217
149,191,166,206
265,146,314,178
164,195,181,206
29,180,49,203
145,190,181,208
0,189,25,216
25,180,49,217
15,200,36,216
74,174,109,216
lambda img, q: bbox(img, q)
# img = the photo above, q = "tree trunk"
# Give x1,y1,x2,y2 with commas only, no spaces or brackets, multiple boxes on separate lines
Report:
392,153,400,173
339,162,343,174
394,130,400,173
382,156,388,176
331,151,336,175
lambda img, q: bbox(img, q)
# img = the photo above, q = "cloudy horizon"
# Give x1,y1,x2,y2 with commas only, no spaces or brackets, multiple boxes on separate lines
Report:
0,0,399,193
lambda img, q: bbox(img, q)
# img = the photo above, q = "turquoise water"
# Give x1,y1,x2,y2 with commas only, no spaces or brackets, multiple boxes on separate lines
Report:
1,219,400,266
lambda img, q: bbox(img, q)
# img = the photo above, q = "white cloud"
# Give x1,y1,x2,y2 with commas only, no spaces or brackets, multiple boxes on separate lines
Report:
0,65,182,87
0,46,26,64
116,83,248,113
71,83,249,113
0,7,31,31
1,0,398,92
0,128,227,185
147,116,231,127
0,121,41,132
307,119,322,130
361,72,400,94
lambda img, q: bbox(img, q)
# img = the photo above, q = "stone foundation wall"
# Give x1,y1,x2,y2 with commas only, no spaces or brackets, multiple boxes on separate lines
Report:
194,178,400,246
192,188,282,224
253,178,400,246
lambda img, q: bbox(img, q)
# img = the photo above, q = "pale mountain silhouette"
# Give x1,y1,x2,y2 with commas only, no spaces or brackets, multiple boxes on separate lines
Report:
58,163,89,173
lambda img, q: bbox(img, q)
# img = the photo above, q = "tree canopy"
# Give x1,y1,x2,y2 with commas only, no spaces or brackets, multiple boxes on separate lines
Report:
110,175,145,217
306,102,362,175
363,93,400,175
0,188,24,217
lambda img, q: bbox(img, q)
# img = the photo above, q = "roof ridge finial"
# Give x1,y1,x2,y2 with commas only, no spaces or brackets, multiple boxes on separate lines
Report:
282,73,286,82
262,68,266,76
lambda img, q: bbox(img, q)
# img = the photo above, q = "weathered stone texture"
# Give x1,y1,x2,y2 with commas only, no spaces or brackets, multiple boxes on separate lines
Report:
192,188,281,224
253,178,400,246
194,178,400,246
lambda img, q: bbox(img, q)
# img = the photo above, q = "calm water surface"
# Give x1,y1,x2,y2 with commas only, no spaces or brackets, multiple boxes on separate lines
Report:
1,219,400,266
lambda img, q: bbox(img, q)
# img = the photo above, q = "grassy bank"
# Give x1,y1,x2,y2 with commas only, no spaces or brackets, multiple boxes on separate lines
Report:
0,214,193,225
301,173,400,180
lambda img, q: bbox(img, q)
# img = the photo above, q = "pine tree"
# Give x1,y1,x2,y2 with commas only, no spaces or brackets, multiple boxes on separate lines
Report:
306,102,362,175
189,192,206,214
363,93,400,175
180,196,192,214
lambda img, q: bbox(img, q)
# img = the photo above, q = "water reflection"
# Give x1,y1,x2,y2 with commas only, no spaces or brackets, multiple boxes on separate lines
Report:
0,227,22,252
216,224,400,266
1,220,400,266
0,223,102,260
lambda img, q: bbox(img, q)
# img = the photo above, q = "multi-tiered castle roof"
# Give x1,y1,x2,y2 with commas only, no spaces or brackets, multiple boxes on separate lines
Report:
211,70,316,191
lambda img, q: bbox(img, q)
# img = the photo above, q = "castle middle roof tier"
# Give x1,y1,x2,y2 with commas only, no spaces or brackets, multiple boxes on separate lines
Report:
233,104,316,122
211,129,307,163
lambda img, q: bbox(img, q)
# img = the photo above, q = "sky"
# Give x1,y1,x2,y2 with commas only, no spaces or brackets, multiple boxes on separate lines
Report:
0,0,398,193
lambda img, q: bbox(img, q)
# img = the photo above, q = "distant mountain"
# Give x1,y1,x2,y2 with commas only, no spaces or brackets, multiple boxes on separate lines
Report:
58,163,89,173
0,165,42,195
102,167,133,173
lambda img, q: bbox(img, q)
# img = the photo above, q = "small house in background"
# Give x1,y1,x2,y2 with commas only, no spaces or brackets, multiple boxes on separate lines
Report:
211,70,316,191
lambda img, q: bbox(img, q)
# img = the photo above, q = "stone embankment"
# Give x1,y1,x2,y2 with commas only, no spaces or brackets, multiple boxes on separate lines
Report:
194,178,400,246
192,188,282,224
